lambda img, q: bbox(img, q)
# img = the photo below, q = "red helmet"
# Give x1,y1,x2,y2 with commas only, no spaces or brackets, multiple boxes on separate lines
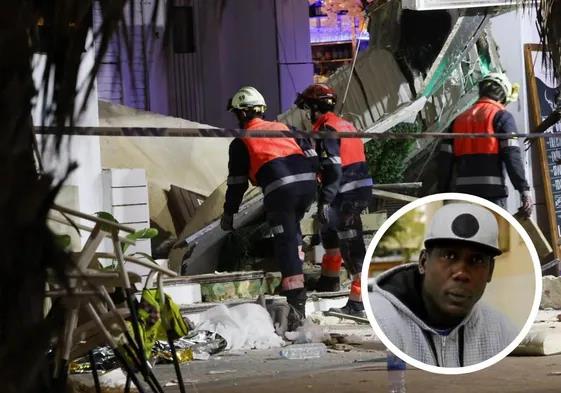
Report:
295,84,337,110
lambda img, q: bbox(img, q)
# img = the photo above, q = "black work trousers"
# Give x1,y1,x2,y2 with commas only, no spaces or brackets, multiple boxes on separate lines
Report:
321,190,371,276
264,181,316,290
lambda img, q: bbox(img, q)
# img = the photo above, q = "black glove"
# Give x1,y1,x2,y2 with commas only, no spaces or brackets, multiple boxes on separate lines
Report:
220,213,234,231
317,203,330,225
519,191,533,218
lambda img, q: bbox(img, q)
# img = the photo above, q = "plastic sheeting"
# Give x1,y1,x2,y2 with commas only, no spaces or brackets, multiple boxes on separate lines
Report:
196,303,285,350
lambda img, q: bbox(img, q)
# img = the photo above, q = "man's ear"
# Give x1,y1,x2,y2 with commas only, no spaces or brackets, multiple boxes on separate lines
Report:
419,249,428,275
487,259,495,283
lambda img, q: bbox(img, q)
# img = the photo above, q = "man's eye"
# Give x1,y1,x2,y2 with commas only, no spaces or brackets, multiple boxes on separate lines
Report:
441,250,456,260
471,255,487,265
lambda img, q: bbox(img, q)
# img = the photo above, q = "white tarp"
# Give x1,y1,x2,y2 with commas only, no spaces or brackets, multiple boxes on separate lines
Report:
196,304,284,350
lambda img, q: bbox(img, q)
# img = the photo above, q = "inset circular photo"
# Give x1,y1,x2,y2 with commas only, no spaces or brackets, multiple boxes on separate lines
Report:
362,193,541,374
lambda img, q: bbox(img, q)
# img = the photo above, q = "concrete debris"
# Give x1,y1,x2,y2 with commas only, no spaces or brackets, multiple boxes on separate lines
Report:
514,323,561,355
514,310,561,356
309,311,356,326
169,185,264,275
280,343,327,359
207,369,237,375
323,310,369,324
284,319,329,344
196,303,284,350
68,369,134,393
329,333,365,345
193,351,211,361
329,343,355,352
541,276,561,309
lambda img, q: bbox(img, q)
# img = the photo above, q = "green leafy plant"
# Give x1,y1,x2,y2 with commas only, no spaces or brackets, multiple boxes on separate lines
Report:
364,121,421,183
53,234,72,251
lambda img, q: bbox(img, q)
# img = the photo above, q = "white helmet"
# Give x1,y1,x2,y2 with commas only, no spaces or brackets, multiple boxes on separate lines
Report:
424,203,501,256
481,72,519,103
228,86,267,113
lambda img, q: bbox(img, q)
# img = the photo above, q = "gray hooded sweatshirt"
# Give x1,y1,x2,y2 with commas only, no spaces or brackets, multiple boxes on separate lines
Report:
370,263,517,367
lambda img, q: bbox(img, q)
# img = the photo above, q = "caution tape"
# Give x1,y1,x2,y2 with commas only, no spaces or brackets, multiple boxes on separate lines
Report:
33,126,561,140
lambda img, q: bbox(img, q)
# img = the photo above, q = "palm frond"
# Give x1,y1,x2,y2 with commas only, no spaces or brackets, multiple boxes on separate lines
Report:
0,1,161,392
513,0,561,80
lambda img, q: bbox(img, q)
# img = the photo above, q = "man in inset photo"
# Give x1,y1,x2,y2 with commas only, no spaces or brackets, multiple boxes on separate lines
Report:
370,202,518,367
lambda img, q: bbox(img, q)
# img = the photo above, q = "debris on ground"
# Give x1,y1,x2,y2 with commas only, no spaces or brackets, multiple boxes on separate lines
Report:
323,310,369,324
280,343,327,359
310,311,357,326
284,319,329,344
69,347,119,374
68,368,134,393
196,303,284,350
208,369,238,375
152,330,227,364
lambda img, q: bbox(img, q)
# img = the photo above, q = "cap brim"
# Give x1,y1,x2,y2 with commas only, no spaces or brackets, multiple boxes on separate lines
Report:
424,238,502,257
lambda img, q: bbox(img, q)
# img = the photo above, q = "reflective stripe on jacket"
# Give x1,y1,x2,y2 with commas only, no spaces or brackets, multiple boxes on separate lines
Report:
450,98,507,196
313,112,372,196
242,118,304,184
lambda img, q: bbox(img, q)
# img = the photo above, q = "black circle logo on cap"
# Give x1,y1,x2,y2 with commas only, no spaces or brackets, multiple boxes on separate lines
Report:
451,213,479,238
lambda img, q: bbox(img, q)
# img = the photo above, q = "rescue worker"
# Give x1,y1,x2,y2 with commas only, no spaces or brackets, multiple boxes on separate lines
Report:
437,72,533,216
221,86,317,328
295,83,373,317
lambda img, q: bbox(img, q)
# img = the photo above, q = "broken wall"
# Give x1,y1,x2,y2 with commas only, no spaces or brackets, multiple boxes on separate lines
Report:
98,101,230,235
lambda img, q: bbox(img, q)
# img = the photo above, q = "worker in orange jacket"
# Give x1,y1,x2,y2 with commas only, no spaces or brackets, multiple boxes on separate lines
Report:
221,86,318,328
438,72,532,216
296,84,373,318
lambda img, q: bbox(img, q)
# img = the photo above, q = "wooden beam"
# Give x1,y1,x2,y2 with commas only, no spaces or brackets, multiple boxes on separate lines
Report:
524,44,560,259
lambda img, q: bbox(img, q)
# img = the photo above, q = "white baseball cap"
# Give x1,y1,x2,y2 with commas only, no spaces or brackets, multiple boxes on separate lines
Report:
424,203,501,256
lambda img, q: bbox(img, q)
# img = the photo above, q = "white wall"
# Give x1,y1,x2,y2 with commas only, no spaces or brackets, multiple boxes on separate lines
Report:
32,31,102,239
490,10,538,218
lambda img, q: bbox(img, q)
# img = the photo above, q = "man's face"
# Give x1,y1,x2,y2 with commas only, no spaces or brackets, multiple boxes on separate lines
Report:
419,241,495,327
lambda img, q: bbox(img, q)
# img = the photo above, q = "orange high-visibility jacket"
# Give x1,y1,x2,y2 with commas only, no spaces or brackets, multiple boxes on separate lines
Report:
313,112,366,166
241,118,304,184
452,98,503,156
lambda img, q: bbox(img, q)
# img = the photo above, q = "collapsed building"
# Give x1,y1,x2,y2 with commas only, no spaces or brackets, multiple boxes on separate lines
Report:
43,2,561,390
164,2,515,278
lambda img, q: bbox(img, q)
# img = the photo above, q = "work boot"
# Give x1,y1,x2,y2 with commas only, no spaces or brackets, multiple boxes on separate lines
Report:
314,275,340,292
330,299,366,319
281,287,307,331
